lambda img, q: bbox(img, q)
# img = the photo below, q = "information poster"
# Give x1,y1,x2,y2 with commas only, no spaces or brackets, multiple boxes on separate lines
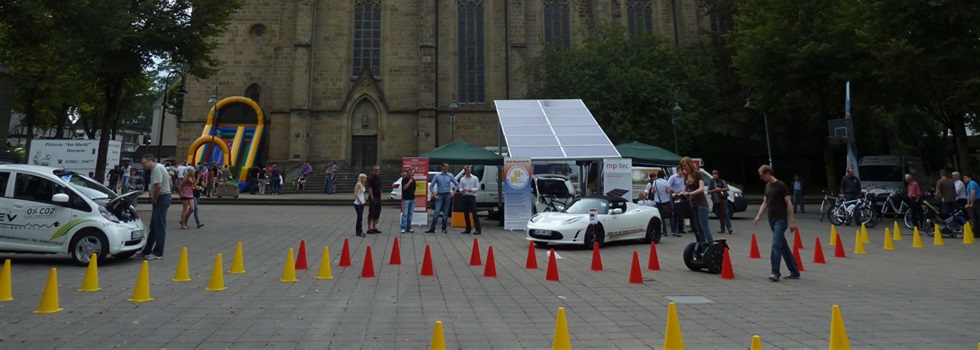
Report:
29,139,121,179
503,157,532,231
402,157,430,226
602,158,632,200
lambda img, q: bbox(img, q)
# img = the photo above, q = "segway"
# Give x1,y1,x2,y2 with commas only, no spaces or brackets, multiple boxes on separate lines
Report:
682,225,728,274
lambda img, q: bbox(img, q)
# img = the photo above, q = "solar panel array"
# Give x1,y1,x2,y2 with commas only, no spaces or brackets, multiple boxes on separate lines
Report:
494,99,621,160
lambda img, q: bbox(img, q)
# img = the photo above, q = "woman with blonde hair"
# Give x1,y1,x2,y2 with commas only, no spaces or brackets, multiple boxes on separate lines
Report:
353,173,368,237
178,168,197,229
677,157,713,244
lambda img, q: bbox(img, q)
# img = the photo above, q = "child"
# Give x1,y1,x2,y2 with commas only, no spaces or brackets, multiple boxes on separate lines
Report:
295,174,306,193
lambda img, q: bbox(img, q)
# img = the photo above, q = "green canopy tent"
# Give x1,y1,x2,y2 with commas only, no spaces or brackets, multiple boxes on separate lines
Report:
418,141,504,166
615,141,682,165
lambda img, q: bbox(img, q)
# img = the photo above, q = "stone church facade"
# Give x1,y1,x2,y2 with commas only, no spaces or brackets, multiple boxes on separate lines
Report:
177,0,715,172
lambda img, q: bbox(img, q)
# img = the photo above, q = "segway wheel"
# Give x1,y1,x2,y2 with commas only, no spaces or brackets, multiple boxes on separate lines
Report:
683,242,700,271
703,244,725,274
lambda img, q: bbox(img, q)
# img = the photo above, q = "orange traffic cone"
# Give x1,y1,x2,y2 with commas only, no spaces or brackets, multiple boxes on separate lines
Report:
813,237,827,264
793,227,805,250
421,245,434,276
483,246,497,277
720,248,735,280
390,237,402,265
647,242,660,270
749,234,762,259
629,251,643,284
469,238,482,266
526,241,538,269
339,238,352,267
834,233,847,258
360,246,376,278
545,249,560,281
792,246,805,272
590,242,603,271
295,240,308,270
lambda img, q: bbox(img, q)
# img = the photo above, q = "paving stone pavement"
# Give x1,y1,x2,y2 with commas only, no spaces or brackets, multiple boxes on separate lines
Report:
1,205,978,349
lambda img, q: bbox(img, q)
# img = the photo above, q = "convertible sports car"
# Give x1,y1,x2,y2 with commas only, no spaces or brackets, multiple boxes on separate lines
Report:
526,196,662,249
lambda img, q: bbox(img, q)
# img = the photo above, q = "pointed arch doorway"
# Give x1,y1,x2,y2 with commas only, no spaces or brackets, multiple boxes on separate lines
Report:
351,98,379,173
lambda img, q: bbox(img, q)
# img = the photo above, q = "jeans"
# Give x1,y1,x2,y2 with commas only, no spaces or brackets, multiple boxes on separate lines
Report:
143,194,171,257
462,195,481,232
258,179,267,195
717,200,732,231
271,181,281,194
121,175,130,192
192,196,201,225
768,219,799,277
327,178,337,194
429,193,452,231
690,205,713,244
323,179,330,193
353,204,364,234
792,190,804,213
655,202,671,233
401,199,416,230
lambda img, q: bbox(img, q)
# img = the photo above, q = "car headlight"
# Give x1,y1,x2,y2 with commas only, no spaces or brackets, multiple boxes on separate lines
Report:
99,206,120,223
562,216,584,224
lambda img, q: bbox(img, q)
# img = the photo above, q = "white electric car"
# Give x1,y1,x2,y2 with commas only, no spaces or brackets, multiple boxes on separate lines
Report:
526,196,662,249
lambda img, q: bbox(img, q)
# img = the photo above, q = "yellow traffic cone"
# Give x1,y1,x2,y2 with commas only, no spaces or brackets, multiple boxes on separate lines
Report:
860,223,870,243
316,246,334,280
933,225,945,246
430,320,446,350
34,268,63,313
281,248,298,282
664,302,685,350
1,259,14,301
79,253,101,292
206,254,226,291
553,307,571,350
829,305,851,350
830,226,838,246
129,261,153,302
229,242,246,274
173,247,191,282
883,228,894,250
854,231,866,254
893,221,903,241
751,335,763,350
912,226,924,248
963,222,975,244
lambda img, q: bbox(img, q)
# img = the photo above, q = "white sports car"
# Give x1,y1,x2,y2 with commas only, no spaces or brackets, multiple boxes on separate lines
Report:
526,196,662,249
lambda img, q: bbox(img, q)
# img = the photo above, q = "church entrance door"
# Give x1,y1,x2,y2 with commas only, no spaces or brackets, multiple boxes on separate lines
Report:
351,135,378,173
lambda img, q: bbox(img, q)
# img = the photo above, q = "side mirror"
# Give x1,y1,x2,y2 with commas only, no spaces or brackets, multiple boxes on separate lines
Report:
52,193,69,203
610,208,623,214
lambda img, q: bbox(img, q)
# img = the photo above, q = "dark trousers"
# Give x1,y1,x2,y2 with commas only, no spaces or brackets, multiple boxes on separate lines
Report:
672,199,688,233
462,195,481,232
908,198,924,229
353,203,364,234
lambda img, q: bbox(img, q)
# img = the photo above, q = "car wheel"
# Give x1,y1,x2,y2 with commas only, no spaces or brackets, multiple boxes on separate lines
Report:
643,218,662,244
70,229,109,266
682,242,700,271
584,224,604,249
534,241,549,248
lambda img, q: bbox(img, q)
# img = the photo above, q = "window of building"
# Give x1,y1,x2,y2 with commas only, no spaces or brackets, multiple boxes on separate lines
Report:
709,13,728,34
458,0,485,104
353,0,382,79
245,84,261,104
543,0,570,50
626,0,653,36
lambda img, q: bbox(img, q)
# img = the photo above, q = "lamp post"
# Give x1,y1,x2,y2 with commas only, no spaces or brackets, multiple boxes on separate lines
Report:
449,97,458,143
207,86,218,166
671,100,682,153
158,71,187,161
744,98,773,168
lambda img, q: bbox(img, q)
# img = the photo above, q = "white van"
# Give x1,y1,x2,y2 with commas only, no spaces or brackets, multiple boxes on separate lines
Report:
858,156,926,193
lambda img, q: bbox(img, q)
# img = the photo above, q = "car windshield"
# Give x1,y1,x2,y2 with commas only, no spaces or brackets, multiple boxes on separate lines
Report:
53,170,114,200
858,165,903,182
564,198,609,214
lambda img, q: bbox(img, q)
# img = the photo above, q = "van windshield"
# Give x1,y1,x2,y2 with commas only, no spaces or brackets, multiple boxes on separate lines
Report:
858,166,903,182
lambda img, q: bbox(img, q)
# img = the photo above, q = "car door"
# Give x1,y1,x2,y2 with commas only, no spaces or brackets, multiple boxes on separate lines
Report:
601,199,629,239
2,172,75,253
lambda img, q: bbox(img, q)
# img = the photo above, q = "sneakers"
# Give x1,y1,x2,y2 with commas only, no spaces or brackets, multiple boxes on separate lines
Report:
441,229,447,233
728,229,733,234
145,254,163,260
406,230,414,233
474,231,481,235
782,274,801,280
356,232,366,237
400,229,406,233
768,275,780,282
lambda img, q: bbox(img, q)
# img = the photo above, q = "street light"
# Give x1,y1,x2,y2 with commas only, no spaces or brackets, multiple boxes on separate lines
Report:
744,97,773,168
207,85,219,166
159,71,187,160
449,96,458,143
671,100,682,153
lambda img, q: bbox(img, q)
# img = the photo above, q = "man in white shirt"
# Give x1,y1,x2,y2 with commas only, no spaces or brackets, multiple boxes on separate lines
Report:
140,154,172,260
647,170,672,235
953,171,967,208
458,165,481,235
121,162,132,193
666,167,688,236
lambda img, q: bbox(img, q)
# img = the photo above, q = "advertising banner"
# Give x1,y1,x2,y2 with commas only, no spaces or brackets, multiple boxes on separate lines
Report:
503,157,532,231
29,139,122,179
402,157,430,226
602,158,632,200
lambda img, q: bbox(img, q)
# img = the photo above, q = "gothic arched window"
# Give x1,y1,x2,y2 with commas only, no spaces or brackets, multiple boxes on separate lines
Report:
353,0,382,78
458,0,485,104
544,0,570,50
627,0,653,36
245,84,261,104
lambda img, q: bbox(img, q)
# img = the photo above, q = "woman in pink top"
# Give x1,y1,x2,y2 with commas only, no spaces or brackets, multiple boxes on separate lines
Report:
179,168,197,229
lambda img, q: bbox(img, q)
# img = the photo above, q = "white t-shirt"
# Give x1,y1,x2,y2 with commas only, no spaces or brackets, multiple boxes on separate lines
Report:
150,163,172,195
954,180,966,200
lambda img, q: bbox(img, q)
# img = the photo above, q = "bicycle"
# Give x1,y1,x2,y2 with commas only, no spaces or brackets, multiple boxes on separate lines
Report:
871,188,909,218
908,199,966,238
819,190,838,222
829,193,879,228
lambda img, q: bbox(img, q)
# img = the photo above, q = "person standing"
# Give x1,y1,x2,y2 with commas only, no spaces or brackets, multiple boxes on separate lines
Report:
353,173,367,237
649,170,672,235
964,174,979,228
678,157,712,245
178,168,196,230
192,167,205,228
366,165,383,234
108,165,121,193
140,154,171,260
709,170,733,234
667,166,687,236
400,168,417,233
754,164,800,281
121,162,132,193
324,161,339,194
935,169,956,216
839,168,862,224
459,165,482,235
425,163,459,233
270,164,282,195
906,174,924,230
791,175,805,214
257,166,268,195
952,171,967,209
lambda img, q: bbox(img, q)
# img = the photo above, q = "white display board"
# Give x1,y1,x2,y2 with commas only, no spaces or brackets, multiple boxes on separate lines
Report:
29,139,122,177
602,158,632,200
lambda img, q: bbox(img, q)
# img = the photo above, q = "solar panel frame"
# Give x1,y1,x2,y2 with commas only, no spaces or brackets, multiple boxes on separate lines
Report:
494,99,621,160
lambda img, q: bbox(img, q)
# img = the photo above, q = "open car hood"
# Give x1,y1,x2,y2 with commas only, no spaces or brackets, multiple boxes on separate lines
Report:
109,190,142,209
